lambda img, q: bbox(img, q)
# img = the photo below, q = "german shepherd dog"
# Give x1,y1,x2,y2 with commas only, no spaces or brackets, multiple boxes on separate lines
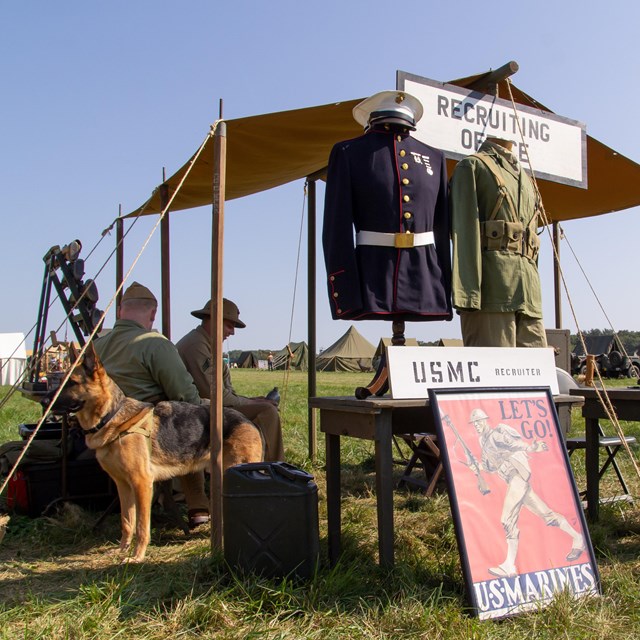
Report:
43,344,264,563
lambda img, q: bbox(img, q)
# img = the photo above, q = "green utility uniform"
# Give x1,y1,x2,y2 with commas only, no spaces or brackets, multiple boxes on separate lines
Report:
94,319,201,404
450,140,547,347
176,326,285,462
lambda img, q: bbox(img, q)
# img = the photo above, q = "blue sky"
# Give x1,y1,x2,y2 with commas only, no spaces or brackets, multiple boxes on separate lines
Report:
2,2,640,353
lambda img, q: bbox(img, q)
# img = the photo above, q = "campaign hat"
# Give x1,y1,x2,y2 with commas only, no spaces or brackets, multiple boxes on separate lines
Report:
191,298,246,328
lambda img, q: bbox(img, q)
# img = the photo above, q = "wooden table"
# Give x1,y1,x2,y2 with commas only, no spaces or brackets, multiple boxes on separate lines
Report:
570,387,640,522
310,393,582,568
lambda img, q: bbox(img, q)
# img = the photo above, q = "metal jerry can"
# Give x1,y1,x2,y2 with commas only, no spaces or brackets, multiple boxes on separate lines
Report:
223,462,319,578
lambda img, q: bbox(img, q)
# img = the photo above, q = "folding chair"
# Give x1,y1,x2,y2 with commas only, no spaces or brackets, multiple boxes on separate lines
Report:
396,433,444,496
556,368,636,503
566,426,637,502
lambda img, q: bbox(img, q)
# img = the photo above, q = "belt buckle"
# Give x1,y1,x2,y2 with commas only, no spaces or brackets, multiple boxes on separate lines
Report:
395,232,414,248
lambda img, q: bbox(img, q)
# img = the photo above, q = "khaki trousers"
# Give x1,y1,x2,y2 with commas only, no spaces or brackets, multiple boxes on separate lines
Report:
179,472,209,513
234,401,285,462
460,311,547,348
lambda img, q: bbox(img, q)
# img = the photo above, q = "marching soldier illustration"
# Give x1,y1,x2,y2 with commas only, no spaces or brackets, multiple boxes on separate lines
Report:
454,408,587,578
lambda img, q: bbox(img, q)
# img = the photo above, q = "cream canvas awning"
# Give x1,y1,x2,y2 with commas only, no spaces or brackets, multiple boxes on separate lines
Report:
128,73,640,222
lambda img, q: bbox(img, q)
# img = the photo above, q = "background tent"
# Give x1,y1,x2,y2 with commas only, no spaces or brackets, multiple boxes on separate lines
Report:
0,333,27,386
438,338,464,347
273,341,308,371
374,337,419,357
573,335,624,357
373,337,418,369
236,351,259,369
316,326,376,372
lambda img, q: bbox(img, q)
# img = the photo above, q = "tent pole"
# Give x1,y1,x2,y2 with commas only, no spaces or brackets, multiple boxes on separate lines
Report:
160,173,171,339
115,206,124,318
465,60,519,95
553,221,562,328
307,178,317,462
210,121,226,552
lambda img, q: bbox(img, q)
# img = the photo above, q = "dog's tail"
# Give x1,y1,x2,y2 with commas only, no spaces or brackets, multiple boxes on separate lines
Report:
223,409,264,469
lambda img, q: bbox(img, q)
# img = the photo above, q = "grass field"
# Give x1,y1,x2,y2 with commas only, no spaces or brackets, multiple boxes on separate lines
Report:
1,371,640,639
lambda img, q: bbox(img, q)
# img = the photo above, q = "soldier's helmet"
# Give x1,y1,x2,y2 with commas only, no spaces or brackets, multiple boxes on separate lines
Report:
469,408,489,423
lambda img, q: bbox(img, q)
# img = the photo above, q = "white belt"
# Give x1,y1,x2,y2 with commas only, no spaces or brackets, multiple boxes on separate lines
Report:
356,230,435,249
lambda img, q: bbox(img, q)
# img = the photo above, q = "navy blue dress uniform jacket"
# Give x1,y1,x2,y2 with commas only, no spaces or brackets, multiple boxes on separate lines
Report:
322,125,452,321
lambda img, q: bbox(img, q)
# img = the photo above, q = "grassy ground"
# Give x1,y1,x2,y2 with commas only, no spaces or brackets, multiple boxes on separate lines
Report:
1,372,639,639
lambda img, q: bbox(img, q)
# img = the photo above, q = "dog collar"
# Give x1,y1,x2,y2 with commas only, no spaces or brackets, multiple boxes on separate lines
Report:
85,408,117,434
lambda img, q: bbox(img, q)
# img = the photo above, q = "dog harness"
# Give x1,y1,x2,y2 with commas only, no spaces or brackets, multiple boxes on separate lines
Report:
85,407,154,448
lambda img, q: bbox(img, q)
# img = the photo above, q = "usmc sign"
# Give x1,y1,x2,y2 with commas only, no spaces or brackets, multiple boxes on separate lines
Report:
387,346,559,398
398,70,587,188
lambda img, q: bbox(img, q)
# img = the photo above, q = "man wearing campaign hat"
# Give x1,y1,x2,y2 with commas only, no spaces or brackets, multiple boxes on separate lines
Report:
177,298,285,462
322,90,452,322
94,281,210,528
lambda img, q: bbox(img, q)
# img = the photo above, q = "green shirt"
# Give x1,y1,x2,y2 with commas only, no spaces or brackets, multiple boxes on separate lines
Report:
450,141,543,317
94,319,201,405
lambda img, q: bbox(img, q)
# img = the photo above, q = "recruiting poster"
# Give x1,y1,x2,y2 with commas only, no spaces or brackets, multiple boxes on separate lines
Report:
429,387,600,619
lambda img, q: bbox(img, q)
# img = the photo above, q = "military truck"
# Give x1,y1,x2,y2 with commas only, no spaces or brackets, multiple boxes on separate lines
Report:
572,334,640,378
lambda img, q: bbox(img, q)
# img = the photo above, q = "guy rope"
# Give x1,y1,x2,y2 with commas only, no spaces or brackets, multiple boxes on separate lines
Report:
0,123,217,501
506,78,640,481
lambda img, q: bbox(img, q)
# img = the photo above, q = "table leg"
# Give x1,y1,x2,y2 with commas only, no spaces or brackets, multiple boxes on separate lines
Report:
375,412,394,567
326,431,341,566
585,416,600,522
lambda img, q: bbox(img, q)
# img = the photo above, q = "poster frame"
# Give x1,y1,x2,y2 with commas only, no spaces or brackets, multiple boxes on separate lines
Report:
429,385,600,619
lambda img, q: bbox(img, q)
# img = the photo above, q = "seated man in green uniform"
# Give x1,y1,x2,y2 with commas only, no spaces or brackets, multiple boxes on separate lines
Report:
176,298,285,462
93,281,210,529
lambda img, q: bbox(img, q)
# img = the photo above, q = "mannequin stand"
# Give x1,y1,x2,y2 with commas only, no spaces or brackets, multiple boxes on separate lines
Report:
355,321,406,399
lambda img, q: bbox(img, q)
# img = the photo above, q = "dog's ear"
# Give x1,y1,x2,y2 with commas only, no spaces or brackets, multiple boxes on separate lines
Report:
81,342,101,376
68,342,79,364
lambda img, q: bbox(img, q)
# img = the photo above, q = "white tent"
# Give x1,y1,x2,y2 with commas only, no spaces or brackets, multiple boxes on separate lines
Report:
0,333,27,386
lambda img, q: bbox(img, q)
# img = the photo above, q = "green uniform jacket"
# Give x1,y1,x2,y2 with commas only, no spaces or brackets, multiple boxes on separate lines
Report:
450,141,543,317
94,319,201,404
176,325,253,409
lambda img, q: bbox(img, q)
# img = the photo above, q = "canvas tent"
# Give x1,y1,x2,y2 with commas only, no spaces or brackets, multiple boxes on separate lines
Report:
374,337,419,357
373,337,419,369
0,333,27,386
273,341,308,371
438,338,464,347
317,326,376,372
122,62,640,383
127,68,640,223
573,334,624,357
236,351,259,368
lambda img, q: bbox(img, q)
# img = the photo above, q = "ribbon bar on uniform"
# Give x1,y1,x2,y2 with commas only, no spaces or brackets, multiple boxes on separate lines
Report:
356,230,435,249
